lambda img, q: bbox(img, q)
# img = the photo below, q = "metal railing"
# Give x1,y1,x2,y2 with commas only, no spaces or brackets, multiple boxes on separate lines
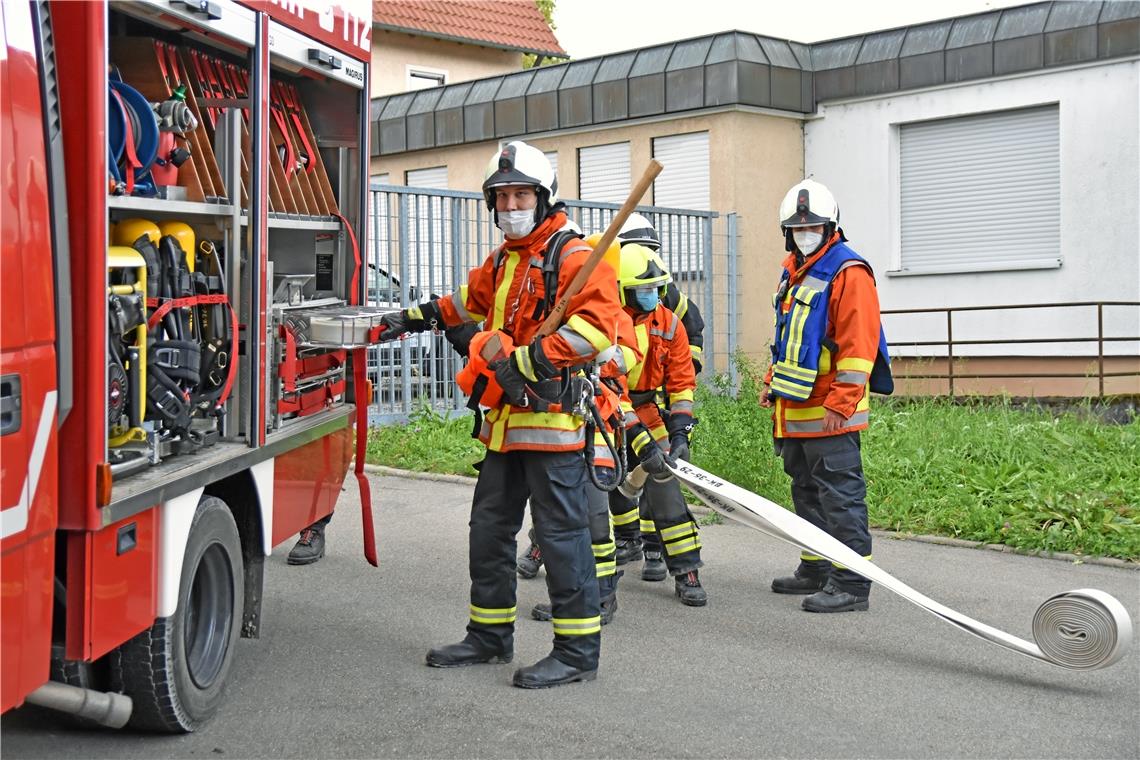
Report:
366,183,740,421
880,301,1140,397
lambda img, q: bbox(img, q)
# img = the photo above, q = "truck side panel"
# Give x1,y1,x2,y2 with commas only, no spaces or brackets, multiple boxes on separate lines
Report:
50,0,106,531
270,425,353,547
0,0,60,711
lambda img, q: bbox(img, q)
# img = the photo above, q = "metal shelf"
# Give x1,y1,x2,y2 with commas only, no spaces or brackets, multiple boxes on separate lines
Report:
267,214,342,231
108,195,235,217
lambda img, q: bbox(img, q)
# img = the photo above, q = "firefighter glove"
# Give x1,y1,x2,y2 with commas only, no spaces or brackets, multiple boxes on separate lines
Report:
380,300,442,336
512,338,559,382
668,434,690,464
493,356,529,407
639,441,671,477
444,322,479,358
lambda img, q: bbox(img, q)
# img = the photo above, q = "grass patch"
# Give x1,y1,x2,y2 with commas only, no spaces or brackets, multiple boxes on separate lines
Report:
366,405,485,477
366,368,1140,561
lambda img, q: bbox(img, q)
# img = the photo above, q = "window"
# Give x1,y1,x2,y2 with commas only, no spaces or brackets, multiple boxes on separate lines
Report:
578,142,630,203
898,105,1060,275
405,166,447,188
407,66,446,90
544,150,558,177
652,131,710,211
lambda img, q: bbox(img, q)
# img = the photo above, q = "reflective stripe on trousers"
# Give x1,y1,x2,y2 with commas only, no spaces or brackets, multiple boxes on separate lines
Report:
467,450,601,670
778,431,872,594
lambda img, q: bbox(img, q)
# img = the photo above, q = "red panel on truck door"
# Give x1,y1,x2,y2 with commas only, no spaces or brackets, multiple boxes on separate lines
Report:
271,425,352,546
0,0,59,711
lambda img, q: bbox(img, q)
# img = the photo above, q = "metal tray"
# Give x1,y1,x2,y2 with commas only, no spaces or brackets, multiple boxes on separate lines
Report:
282,305,399,348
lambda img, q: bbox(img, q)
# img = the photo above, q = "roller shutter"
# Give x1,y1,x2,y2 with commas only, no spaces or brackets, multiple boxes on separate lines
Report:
653,131,710,211
899,105,1060,274
578,142,630,203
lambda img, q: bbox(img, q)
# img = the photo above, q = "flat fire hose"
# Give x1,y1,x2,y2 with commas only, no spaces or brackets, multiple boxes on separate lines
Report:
657,461,1132,671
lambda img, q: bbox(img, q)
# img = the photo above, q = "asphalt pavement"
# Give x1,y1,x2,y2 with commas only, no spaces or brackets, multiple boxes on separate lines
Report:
3,470,1139,759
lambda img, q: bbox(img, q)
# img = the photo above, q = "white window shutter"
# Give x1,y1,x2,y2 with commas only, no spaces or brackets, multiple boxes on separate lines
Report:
578,142,630,203
900,105,1060,273
406,165,448,188
544,150,558,178
653,131,710,211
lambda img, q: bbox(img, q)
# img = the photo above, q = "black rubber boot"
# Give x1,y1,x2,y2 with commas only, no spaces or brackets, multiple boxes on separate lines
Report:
534,570,622,625
614,535,643,565
425,637,513,668
771,570,829,595
802,582,869,613
511,655,597,689
674,570,708,607
517,541,543,579
641,550,667,582
287,524,326,565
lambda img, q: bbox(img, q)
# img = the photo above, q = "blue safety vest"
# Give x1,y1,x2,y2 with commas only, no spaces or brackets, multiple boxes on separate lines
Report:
769,241,893,401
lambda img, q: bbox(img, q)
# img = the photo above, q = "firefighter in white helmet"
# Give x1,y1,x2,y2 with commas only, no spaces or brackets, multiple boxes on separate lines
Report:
379,140,623,687
762,179,893,612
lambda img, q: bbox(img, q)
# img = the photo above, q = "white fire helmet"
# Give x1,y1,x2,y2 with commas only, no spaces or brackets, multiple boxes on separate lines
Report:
778,179,839,231
481,141,558,211
617,212,660,250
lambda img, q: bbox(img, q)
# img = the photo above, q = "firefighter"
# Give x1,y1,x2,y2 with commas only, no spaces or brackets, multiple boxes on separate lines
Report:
617,213,706,374
607,214,706,566
525,302,641,626
612,243,707,606
761,179,888,613
379,141,622,688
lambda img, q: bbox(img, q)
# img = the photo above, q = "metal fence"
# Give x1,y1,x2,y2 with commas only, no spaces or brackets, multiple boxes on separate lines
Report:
881,301,1140,398
365,183,740,422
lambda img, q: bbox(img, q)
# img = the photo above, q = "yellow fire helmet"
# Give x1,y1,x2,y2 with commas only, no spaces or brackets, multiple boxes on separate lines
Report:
111,217,161,247
584,232,622,281
617,242,670,308
158,220,196,271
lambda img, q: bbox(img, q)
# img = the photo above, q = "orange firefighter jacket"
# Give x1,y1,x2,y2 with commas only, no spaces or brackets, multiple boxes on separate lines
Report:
623,303,696,456
764,232,881,438
435,211,622,452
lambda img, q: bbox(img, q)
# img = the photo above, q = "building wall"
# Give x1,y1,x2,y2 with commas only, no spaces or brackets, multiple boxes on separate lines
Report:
371,30,521,97
370,109,804,364
805,59,1140,358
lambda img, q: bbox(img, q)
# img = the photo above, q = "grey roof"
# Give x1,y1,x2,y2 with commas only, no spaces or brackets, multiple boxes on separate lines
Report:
372,1,1140,156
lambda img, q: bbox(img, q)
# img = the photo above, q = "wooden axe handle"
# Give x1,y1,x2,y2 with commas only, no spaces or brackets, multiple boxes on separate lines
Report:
535,159,663,338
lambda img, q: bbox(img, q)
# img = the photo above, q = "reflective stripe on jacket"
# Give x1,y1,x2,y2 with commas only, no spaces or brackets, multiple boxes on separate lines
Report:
765,235,882,439
625,303,696,452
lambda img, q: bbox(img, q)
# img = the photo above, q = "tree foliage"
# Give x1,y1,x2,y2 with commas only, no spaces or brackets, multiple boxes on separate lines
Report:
523,0,564,69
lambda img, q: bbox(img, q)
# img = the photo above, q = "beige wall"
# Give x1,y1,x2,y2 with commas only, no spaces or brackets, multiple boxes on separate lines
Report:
369,108,805,370
371,31,522,97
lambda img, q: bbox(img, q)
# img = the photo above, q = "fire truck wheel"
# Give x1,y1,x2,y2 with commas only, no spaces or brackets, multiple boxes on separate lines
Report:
112,496,244,732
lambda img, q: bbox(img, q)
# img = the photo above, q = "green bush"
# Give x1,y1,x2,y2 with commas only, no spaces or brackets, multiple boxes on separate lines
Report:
367,366,1140,560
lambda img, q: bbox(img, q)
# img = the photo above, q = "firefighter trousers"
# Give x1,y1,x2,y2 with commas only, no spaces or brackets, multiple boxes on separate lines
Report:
639,474,703,576
525,481,618,595
467,449,601,671
777,431,872,595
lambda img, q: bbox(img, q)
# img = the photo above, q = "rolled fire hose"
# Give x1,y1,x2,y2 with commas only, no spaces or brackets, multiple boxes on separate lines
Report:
645,461,1132,671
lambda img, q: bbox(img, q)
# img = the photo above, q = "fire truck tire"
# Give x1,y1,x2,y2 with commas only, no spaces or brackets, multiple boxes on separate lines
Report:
111,496,244,732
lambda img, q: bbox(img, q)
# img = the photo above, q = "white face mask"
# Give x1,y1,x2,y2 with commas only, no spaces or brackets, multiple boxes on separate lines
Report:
497,209,537,239
793,229,824,255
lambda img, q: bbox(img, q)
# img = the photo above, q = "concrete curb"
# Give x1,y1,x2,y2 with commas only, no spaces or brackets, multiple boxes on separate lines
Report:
361,463,1138,571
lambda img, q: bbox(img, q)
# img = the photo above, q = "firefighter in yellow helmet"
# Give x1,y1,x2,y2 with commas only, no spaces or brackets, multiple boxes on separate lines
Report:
610,243,706,606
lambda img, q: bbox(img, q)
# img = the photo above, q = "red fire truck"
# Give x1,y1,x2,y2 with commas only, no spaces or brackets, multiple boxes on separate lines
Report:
1,0,380,732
